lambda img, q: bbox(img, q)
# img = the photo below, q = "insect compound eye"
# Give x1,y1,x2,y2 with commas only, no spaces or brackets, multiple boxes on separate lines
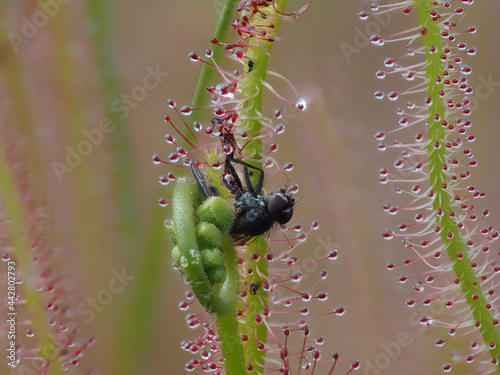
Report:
267,192,294,225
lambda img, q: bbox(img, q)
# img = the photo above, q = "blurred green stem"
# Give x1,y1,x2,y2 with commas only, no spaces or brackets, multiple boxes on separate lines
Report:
85,2,145,374
191,0,240,124
86,0,139,254
110,0,240,373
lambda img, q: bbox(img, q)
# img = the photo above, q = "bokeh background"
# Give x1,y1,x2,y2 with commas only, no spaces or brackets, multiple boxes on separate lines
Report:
1,0,499,374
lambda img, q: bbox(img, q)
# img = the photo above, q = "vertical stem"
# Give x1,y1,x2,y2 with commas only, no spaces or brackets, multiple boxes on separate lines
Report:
0,153,62,375
415,0,500,366
191,0,240,124
216,241,247,375
84,4,154,373
85,0,140,255
235,2,288,372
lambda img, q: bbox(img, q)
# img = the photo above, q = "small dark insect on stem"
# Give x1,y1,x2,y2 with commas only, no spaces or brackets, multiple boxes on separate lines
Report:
249,282,261,295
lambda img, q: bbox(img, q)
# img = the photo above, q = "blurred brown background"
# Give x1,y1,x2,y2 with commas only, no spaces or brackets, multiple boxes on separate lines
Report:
2,0,500,374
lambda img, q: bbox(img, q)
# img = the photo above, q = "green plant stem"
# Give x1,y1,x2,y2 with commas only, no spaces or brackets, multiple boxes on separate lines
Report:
416,0,500,367
115,205,168,375
191,0,240,124
0,27,47,209
237,10,286,162
215,235,247,375
216,312,248,375
0,47,62,359
171,0,292,373
0,154,61,374
49,1,109,283
86,0,139,255
234,1,288,372
84,4,151,374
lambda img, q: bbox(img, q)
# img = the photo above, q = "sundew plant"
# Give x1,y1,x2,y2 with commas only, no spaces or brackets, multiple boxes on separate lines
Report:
364,0,500,373
1,1,499,375
154,1,359,374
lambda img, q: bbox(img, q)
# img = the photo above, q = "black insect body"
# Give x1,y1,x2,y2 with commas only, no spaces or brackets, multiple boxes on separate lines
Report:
222,158,295,245
249,282,261,295
190,158,295,246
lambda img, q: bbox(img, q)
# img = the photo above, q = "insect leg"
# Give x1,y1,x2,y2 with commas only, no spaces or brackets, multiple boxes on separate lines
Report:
232,160,265,194
190,161,218,198
223,157,244,193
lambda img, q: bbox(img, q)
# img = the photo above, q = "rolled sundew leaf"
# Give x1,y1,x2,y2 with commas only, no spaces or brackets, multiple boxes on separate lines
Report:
171,180,238,317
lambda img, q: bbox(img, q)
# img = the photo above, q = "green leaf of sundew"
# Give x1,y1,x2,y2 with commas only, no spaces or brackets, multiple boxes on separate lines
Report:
201,248,226,267
197,196,234,232
172,181,237,317
197,222,223,249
